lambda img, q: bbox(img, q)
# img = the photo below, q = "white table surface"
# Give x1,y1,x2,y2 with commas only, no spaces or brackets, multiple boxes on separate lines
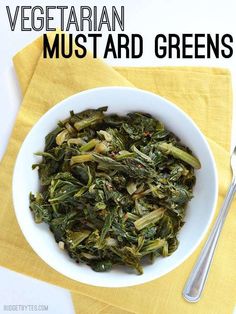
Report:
0,0,235,313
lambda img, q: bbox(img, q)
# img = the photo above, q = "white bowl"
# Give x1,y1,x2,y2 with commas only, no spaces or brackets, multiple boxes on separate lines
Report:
13,87,218,287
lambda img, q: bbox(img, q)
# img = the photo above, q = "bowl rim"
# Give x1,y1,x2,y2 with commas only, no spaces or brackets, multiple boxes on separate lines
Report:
12,86,218,287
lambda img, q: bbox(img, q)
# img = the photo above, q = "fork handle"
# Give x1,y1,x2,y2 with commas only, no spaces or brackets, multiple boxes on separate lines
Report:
183,177,236,302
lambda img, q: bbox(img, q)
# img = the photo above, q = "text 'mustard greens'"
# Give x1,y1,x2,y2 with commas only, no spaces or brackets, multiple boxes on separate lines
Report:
5,5,234,59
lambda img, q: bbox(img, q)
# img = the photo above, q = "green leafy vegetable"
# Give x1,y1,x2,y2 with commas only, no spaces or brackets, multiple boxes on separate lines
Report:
30,106,200,274
134,208,165,231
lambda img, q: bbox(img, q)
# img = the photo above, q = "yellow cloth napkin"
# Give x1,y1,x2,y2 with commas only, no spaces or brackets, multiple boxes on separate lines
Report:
0,32,235,314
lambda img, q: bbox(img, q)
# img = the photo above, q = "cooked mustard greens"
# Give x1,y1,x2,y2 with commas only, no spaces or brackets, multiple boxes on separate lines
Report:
30,106,201,274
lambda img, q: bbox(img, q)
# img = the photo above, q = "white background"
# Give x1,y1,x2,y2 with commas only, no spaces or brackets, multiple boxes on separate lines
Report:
0,0,235,313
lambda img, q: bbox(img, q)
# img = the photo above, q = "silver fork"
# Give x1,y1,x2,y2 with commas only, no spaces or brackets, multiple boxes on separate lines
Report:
183,146,236,302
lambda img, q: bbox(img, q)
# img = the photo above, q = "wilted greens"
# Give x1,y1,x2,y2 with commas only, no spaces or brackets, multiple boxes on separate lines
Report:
30,106,201,274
